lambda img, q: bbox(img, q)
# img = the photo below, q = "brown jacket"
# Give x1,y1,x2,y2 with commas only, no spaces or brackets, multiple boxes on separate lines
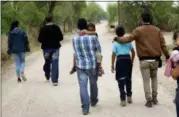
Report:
119,25,169,59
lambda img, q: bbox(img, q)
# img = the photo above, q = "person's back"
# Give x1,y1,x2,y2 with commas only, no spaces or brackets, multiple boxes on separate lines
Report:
9,28,29,53
39,23,63,49
73,34,100,69
134,25,165,58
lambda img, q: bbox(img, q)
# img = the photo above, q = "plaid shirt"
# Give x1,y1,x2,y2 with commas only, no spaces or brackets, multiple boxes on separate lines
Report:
73,34,102,69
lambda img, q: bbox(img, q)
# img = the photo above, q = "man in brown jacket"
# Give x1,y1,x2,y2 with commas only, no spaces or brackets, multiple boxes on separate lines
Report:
117,11,170,108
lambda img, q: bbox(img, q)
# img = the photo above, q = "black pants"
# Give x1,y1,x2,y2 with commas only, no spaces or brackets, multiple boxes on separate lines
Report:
116,55,132,101
176,80,179,117
117,73,132,101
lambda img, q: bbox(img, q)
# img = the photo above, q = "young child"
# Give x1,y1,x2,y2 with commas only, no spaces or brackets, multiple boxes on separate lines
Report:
70,23,104,76
171,31,179,117
111,25,135,107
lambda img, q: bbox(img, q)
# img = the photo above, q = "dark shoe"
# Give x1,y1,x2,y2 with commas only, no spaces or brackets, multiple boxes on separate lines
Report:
91,99,98,107
70,66,76,75
45,74,50,81
145,100,153,108
127,96,133,104
17,78,22,82
152,97,158,105
82,109,89,115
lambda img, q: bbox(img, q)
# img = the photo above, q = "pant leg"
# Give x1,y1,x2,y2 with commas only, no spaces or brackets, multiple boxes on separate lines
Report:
51,49,59,83
19,53,25,73
77,68,90,110
176,81,179,117
43,50,52,78
150,61,159,98
87,68,98,103
13,54,21,78
126,65,132,97
117,79,126,101
140,61,152,101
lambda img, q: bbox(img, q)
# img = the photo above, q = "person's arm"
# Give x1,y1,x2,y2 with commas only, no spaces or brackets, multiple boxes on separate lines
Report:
111,43,117,73
118,29,138,43
81,29,97,36
159,31,170,59
73,54,76,67
24,32,30,52
111,52,116,73
93,37,102,53
131,48,135,64
56,25,63,42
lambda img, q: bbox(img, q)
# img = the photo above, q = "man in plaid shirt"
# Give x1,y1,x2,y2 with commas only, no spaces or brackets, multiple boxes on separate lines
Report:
72,18,102,115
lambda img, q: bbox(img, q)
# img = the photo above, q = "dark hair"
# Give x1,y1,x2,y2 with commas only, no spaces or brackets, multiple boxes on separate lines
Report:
45,16,53,22
141,11,152,24
173,30,179,41
10,20,19,32
77,18,87,30
88,23,96,29
115,25,125,37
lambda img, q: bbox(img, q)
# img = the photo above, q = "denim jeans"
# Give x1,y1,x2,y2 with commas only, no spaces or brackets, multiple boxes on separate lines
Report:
13,53,25,77
77,68,98,110
176,80,179,117
43,49,59,83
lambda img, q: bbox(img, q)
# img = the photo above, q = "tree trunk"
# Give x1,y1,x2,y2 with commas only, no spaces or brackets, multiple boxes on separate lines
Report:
48,1,56,17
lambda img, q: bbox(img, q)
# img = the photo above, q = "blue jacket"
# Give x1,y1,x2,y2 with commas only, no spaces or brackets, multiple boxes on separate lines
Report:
8,28,30,54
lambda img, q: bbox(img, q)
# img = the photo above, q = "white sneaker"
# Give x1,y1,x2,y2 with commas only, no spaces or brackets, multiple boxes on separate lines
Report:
21,73,27,81
53,83,58,86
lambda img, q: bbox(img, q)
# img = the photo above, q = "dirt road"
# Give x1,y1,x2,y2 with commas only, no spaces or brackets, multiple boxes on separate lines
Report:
2,21,176,117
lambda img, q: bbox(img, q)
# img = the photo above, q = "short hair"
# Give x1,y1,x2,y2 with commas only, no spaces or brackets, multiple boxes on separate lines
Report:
141,11,152,23
10,20,19,31
115,25,125,37
173,30,179,41
77,18,87,30
88,23,96,29
45,16,53,22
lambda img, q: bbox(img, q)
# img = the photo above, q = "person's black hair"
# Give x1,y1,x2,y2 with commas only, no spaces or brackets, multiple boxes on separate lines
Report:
115,24,125,37
77,18,87,30
173,30,179,41
10,20,19,32
45,16,53,23
141,11,152,24
88,23,96,29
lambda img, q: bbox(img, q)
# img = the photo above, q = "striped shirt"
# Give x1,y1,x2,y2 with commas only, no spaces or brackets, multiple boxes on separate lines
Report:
72,34,102,69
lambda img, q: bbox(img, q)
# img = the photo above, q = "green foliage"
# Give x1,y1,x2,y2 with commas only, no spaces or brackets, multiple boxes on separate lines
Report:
107,1,179,31
81,2,107,23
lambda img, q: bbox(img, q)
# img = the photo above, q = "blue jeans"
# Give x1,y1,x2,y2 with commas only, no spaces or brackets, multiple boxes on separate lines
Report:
43,49,59,83
176,80,179,117
13,53,25,77
77,68,98,110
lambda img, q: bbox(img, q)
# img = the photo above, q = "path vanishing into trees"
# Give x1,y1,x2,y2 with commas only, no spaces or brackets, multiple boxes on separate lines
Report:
2,21,176,117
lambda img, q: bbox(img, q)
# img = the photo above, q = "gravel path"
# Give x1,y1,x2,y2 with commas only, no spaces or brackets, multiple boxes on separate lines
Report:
2,21,176,117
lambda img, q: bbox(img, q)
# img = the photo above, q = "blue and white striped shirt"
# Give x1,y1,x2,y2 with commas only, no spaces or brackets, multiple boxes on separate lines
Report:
72,34,102,69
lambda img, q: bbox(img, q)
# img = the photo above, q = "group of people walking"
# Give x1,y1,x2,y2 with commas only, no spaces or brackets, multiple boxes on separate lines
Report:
7,10,179,116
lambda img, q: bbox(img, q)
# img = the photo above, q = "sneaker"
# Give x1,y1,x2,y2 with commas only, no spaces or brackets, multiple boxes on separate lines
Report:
91,99,99,107
127,96,133,104
21,73,27,81
70,66,76,75
17,78,22,82
145,100,153,108
152,97,158,105
53,83,58,86
120,100,127,107
82,109,89,115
